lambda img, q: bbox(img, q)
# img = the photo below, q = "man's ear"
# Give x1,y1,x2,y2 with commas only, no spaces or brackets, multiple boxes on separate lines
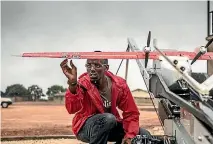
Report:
105,65,109,71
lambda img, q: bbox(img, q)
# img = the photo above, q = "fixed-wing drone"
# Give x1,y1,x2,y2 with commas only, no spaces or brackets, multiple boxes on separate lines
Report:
14,31,213,144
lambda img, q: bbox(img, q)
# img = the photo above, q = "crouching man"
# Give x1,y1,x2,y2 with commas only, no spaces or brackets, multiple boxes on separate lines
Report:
60,53,158,144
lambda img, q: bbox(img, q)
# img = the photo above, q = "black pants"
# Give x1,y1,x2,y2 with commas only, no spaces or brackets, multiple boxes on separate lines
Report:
76,113,152,144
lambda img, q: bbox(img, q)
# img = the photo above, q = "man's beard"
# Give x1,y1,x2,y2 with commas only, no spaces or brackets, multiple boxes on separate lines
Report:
91,79,100,89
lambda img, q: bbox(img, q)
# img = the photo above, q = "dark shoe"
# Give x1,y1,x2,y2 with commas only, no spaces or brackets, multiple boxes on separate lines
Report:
131,135,164,144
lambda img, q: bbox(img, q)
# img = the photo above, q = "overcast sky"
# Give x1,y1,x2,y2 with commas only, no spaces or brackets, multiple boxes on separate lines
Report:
1,1,212,94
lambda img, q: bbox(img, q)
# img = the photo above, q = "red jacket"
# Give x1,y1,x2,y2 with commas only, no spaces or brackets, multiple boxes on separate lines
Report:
65,71,140,139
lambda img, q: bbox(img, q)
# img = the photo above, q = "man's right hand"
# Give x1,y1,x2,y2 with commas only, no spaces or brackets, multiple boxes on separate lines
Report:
60,59,77,83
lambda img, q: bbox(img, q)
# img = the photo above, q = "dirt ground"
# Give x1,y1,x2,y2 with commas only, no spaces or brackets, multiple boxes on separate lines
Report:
1,102,163,143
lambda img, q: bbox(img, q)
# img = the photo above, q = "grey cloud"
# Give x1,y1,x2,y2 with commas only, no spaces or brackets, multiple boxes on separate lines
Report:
1,1,209,92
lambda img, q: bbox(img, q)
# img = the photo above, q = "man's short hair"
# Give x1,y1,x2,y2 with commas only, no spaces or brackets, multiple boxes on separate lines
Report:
94,50,108,65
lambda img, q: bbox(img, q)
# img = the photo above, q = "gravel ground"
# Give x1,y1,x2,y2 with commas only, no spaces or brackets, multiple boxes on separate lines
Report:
1,139,86,144
1,103,163,144
1,138,118,144
1,126,164,144
1,104,162,137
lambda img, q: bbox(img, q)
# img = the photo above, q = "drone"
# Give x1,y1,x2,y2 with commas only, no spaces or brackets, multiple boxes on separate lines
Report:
14,31,213,144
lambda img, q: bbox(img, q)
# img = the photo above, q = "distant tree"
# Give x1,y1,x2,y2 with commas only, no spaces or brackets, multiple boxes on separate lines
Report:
28,85,44,101
46,85,67,97
1,91,5,97
4,84,29,97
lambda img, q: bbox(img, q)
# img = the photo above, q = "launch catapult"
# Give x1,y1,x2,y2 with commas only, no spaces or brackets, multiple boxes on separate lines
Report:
15,31,213,144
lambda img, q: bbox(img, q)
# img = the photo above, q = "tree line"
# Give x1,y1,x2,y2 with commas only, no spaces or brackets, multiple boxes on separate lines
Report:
1,84,67,101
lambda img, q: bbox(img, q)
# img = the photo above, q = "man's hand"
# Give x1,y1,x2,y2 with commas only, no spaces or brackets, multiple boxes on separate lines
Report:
122,138,132,144
60,59,77,83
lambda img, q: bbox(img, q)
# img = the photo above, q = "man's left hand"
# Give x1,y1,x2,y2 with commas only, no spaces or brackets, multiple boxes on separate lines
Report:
122,138,132,144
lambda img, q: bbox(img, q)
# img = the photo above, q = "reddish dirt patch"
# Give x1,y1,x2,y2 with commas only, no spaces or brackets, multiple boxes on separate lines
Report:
1,102,163,137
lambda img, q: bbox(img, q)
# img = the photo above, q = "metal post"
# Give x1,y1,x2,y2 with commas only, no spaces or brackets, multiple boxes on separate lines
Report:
207,0,213,76
208,0,210,36
125,47,130,81
207,42,213,76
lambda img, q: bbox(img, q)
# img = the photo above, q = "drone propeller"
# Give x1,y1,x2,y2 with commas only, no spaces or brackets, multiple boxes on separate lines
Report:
145,52,149,68
147,31,151,47
191,37,213,65
144,31,151,68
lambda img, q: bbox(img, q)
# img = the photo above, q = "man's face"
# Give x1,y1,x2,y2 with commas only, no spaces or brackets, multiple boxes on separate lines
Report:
85,59,108,83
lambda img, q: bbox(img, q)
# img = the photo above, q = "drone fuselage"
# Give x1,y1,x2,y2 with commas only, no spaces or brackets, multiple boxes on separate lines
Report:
153,56,192,88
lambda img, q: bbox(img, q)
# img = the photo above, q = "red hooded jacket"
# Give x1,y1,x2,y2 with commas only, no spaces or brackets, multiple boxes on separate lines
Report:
65,71,140,139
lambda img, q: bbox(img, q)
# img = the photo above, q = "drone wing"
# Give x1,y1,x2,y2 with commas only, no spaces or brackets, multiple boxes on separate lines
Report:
13,51,213,60
13,52,159,59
